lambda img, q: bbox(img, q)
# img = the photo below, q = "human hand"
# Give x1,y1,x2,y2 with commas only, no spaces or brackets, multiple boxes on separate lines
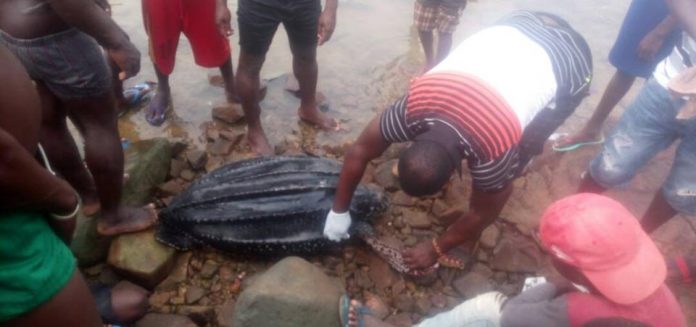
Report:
215,2,233,37
107,39,141,80
323,210,351,241
317,10,336,45
637,32,664,61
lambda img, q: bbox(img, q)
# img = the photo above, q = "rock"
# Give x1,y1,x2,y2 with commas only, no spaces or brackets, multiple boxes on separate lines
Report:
157,251,191,290
169,158,186,178
70,212,111,266
135,313,196,327
219,130,245,145
430,294,447,308
437,206,464,226
98,267,121,285
216,299,236,327
209,138,234,156
403,209,431,229
108,230,177,289
394,295,415,312
200,260,219,279
180,169,196,181
392,191,416,207
368,254,399,291
233,257,344,327
374,160,399,191
431,199,449,217
205,156,224,173
212,104,245,124
176,305,215,325
489,234,542,273
206,128,220,142
185,149,207,171
385,313,412,327
415,296,432,315
471,263,494,279
453,272,494,298
122,138,173,206
186,286,206,304
149,291,174,310
158,180,184,196
479,224,501,249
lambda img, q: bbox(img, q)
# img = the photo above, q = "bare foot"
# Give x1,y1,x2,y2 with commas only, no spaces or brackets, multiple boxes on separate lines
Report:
145,89,170,126
403,240,438,270
298,105,339,131
246,129,273,156
97,204,158,236
347,300,393,327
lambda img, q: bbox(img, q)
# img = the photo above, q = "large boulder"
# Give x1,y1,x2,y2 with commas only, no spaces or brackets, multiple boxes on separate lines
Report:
122,138,173,206
70,138,172,266
108,229,176,289
233,257,344,327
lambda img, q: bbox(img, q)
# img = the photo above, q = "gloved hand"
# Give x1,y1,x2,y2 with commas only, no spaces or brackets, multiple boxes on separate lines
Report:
323,210,352,241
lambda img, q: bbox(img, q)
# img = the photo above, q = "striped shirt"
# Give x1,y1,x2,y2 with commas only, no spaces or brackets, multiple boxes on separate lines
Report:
380,11,592,192
654,33,695,88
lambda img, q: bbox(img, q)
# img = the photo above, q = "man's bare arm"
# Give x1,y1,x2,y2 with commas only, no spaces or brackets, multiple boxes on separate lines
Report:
332,116,390,212
666,0,696,38
638,15,678,60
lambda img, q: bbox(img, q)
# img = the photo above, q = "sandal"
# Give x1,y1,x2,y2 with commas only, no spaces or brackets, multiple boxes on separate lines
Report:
145,102,172,127
119,82,156,117
432,239,476,270
551,132,605,152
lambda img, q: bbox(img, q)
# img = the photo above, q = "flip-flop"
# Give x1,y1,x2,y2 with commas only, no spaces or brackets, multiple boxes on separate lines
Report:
338,295,373,327
89,282,122,326
551,132,605,152
119,82,156,117
437,246,475,270
145,103,171,127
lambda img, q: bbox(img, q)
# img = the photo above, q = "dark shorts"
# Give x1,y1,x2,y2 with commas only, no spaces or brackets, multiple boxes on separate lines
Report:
237,0,321,56
0,28,111,99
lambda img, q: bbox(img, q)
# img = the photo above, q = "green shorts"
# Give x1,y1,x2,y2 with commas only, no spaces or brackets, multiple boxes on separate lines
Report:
0,211,76,322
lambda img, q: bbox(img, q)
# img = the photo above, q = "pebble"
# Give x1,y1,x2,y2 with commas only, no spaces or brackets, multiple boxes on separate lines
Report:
185,286,206,304
180,169,196,182
185,150,207,171
415,297,432,315
200,260,219,279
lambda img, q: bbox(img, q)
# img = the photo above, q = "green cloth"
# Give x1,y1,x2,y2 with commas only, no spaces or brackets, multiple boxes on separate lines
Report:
0,211,75,322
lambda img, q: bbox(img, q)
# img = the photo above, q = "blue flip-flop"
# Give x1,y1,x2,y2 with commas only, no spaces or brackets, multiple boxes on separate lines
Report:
123,82,156,107
551,132,605,152
339,295,373,327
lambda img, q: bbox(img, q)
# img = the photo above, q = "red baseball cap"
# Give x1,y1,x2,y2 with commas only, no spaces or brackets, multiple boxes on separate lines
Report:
539,193,666,305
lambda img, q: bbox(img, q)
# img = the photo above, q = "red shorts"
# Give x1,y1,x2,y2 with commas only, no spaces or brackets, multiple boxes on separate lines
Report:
142,0,231,75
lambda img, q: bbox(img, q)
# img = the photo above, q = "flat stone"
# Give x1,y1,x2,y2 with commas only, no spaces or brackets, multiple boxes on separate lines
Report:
216,299,236,327
453,271,494,299
186,286,206,304
479,224,501,249
180,169,196,182
233,257,344,327
392,191,416,207
185,149,207,171
158,180,184,196
489,234,542,273
219,130,245,146
368,253,399,291
108,230,176,289
169,158,186,178
135,313,196,327
209,138,234,156
212,104,245,124
200,260,219,279
403,209,431,229
122,139,174,206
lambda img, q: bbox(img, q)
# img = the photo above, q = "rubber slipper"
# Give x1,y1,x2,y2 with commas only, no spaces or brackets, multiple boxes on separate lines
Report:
437,246,475,270
145,103,171,127
338,296,373,327
123,82,156,107
551,133,605,152
88,282,121,325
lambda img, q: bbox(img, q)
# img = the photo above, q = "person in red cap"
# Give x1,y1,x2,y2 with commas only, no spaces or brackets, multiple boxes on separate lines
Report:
323,11,592,271
340,194,686,327
142,0,236,126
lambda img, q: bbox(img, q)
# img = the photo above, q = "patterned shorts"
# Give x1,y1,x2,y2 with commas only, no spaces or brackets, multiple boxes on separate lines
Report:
414,0,465,34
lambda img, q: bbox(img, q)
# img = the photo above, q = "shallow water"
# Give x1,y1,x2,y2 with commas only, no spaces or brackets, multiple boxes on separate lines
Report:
112,0,630,146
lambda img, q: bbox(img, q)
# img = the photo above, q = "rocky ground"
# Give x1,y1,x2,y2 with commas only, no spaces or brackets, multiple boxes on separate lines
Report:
71,101,696,326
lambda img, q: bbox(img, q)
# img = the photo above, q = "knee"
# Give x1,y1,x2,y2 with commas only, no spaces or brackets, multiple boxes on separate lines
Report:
588,154,634,188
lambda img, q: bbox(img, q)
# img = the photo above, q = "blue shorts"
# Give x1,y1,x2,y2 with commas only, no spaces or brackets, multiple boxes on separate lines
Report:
589,79,696,215
609,0,681,78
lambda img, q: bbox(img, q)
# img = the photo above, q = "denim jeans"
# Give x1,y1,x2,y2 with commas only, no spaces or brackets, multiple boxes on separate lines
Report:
589,78,696,214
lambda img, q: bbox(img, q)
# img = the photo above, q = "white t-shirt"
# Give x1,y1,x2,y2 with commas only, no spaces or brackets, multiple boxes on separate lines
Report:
653,33,696,88
428,25,558,129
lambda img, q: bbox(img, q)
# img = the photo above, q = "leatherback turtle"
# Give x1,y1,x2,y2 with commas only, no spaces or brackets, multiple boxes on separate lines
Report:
156,156,428,275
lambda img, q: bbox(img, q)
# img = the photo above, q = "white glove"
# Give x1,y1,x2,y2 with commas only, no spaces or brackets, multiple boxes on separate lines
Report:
323,210,352,242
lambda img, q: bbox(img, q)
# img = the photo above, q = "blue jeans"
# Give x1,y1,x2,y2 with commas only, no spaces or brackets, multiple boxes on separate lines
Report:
589,79,696,214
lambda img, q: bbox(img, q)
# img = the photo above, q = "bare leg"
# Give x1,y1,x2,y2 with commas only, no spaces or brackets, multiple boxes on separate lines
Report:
5,270,102,327
556,70,636,147
144,65,171,126
219,56,239,103
418,30,435,70
640,191,678,233
347,300,394,327
236,49,273,155
63,93,156,236
108,55,127,114
435,31,453,65
289,43,337,131
36,83,100,215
